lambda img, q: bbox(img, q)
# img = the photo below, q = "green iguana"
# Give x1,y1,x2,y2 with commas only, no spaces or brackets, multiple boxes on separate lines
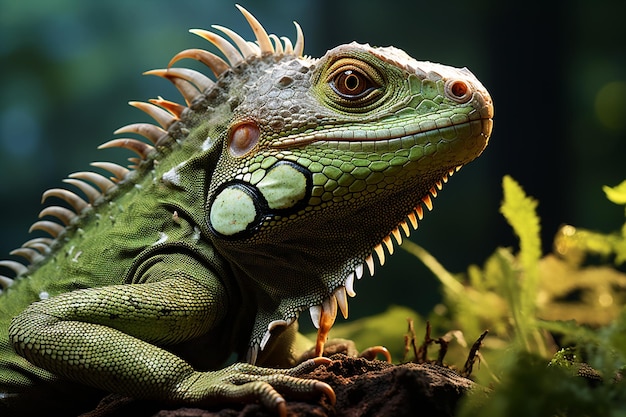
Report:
0,5,493,416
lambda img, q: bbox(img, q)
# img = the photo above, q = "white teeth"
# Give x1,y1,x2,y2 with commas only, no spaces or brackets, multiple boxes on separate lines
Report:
267,319,288,332
422,195,433,211
407,212,418,229
399,221,411,237
415,205,424,220
435,180,443,190
382,235,394,255
334,286,349,319
246,345,259,365
373,243,385,266
309,305,322,329
391,228,403,245
365,254,375,276
429,187,438,197
355,264,364,279
260,329,272,351
345,272,356,297
321,294,338,326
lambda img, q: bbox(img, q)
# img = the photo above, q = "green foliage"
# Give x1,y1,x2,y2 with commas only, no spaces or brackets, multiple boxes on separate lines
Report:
404,176,626,416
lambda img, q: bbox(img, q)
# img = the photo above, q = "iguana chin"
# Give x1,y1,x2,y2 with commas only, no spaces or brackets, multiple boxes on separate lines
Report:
0,5,493,416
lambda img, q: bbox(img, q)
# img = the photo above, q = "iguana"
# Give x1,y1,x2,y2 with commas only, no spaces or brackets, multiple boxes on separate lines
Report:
0,5,493,416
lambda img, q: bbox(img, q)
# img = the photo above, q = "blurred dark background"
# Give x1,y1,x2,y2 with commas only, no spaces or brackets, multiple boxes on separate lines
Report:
1,0,625,321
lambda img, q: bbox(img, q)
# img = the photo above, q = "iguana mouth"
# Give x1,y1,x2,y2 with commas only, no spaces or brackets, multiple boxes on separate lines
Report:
270,113,493,149
302,165,462,357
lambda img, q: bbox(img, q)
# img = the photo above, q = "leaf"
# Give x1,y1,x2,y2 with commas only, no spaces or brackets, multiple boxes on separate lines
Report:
603,180,626,205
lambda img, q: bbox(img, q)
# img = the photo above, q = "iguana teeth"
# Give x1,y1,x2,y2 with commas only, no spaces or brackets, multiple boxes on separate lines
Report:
235,4,273,55
63,179,102,204
38,206,76,226
149,98,186,119
314,294,338,356
211,24,259,59
190,29,244,67
69,172,116,194
29,221,64,238
246,345,259,365
391,227,403,245
9,248,43,264
41,188,89,213
415,205,424,220
90,162,130,183
382,235,394,255
422,194,434,211
334,286,349,319
407,211,418,229
355,263,364,280
114,123,167,145
0,260,28,276
168,48,230,78
429,187,438,198
309,305,321,329
373,243,385,266
345,272,356,297
98,138,156,160
365,254,375,276
399,220,411,237
435,180,443,190
128,101,178,130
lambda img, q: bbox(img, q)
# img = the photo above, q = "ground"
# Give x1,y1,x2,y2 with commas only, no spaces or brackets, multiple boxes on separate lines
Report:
80,355,474,417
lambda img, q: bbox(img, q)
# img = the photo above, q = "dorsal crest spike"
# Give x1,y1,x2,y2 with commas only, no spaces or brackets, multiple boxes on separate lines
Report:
145,70,201,107
211,24,258,59
42,188,89,213
39,206,76,226
29,221,64,238
149,98,186,119
190,29,244,67
128,101,177,129
235,4,273,54
161,67,215,93
62,179,101,204
293,21,304,57
168,48,230,77
114,123,167,145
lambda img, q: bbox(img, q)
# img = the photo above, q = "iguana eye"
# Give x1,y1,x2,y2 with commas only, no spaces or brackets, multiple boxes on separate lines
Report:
326,58,383,104
331,69,376,99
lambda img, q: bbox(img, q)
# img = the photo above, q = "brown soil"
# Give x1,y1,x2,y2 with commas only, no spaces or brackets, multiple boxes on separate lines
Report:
81,355,474,417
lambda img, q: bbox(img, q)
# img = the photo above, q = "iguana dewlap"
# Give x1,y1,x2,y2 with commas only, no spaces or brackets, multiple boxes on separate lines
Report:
0,5,493,416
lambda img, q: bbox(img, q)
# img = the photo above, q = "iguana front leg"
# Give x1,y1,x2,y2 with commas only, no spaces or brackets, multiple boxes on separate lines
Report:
8,267,333,414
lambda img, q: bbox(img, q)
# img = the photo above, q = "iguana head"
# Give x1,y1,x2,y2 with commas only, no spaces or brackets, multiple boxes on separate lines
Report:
157,6,492,362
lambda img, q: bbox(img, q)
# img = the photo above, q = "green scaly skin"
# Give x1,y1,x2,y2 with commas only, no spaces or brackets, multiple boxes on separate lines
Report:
0,5,493,416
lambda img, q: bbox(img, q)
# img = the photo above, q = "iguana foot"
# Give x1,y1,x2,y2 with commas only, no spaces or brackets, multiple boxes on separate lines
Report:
182,357,335,416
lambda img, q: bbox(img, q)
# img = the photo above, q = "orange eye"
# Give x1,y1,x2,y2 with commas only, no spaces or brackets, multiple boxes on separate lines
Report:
228,122,260,157
330,68,377,100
